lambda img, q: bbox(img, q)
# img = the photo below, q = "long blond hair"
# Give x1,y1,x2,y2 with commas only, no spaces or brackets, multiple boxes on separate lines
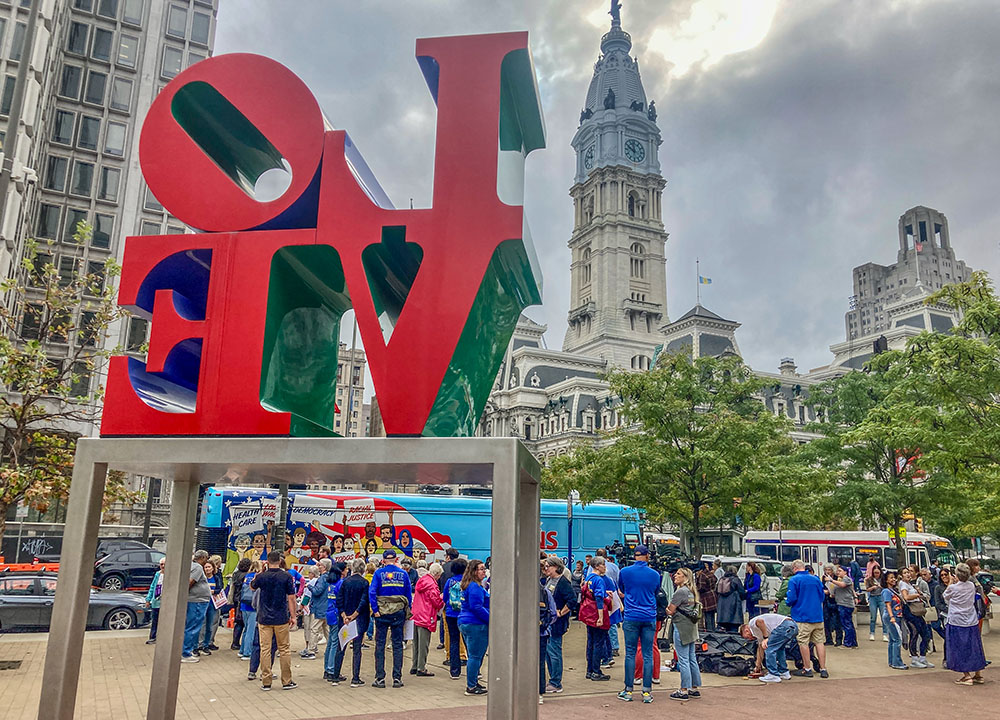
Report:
676,567,700,603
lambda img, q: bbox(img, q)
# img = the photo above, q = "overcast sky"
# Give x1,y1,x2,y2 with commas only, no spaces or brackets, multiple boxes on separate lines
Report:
215,0,1000,382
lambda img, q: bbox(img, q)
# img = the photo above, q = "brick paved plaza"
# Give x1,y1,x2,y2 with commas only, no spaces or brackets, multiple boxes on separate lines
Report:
2,623,997,718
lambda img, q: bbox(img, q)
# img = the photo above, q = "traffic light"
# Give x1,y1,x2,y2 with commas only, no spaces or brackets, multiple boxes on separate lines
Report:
915,518,924,532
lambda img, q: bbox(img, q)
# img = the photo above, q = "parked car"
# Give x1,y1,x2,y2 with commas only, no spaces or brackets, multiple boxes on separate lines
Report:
0,571,149,632
93,548,165,591
95,539,152,560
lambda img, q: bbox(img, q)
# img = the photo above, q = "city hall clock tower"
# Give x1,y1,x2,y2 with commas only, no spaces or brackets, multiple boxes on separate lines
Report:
562,5,668,370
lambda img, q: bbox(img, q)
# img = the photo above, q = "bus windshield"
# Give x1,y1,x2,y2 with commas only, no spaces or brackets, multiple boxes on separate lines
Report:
928,546,958,566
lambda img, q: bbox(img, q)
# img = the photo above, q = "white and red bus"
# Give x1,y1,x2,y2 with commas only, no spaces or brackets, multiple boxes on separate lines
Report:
743,530,959,572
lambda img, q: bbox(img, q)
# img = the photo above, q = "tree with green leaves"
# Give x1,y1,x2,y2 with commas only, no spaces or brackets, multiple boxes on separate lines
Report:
0,225,137,545
802,370,929,560
864,272,1000,544
545,352,798,558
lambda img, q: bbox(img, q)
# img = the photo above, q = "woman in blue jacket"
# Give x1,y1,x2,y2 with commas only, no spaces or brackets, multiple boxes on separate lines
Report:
745,562,763,619
458,559,490,696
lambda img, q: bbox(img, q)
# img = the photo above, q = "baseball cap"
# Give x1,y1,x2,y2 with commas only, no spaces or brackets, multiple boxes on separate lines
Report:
383,549,397,559
634,544,650,556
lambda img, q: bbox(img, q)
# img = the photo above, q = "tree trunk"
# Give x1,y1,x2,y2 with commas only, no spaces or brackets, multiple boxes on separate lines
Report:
0,503,8,556
690,503,702,560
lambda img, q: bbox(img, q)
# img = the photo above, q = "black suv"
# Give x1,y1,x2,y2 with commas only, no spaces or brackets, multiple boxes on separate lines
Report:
93,548,165,591
96,539,153,559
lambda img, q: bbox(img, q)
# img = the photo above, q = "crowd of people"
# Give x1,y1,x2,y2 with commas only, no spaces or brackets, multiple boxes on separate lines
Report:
145,542,991,698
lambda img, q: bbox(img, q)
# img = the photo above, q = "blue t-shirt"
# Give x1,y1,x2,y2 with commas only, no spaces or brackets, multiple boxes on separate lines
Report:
618,560,660,622
785,571,824,624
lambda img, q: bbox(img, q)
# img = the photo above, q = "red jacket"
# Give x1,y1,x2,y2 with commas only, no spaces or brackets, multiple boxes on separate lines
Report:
412,573,445,631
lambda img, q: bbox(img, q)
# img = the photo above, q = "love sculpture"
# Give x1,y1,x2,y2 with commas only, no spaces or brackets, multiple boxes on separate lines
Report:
101,32,545,438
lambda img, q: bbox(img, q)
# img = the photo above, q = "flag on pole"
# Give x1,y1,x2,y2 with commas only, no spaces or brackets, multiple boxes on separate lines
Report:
699,276,712,285
914,242,923,252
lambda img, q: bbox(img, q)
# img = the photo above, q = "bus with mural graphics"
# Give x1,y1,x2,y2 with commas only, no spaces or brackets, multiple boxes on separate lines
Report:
197,488,642,578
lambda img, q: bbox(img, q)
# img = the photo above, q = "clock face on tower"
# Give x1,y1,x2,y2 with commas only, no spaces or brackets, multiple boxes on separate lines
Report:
624,138,645,163
584,146,595,170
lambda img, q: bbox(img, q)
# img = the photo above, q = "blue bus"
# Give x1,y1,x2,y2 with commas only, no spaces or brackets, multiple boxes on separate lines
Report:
197,488,641,577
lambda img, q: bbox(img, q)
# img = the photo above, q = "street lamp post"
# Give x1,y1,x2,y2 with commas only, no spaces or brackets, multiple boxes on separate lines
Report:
566,489,579,568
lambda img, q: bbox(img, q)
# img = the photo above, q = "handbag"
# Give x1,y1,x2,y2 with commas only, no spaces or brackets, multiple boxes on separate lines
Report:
924,605,938,623
677,601,703,623
907,599,927,617
578,581,612,629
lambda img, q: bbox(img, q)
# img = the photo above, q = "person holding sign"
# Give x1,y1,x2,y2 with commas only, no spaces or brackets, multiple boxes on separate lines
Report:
369,549,413,688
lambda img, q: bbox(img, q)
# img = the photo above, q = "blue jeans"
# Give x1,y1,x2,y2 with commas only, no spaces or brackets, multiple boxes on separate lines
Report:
183,602,208,657
608,621,620,652
199,603,217,649
673,626,702,690
325,620,341,675
374,611,405,682
545,632,564,688
885,619,903,667
868,594,885,634
585,625,607,675
838,606,857,647
764,620,798,676
459,622,489,691
240,610,257,656
622,620,655,691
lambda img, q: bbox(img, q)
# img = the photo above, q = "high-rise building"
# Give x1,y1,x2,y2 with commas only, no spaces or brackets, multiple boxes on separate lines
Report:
844,206,973,341
0,0,219,438
334,342,366,437
562,9,668,370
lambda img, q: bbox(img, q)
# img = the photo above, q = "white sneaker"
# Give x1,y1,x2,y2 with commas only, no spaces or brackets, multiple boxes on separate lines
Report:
869,634,875,641
180,655,200,663
759,674,782,683
910,658,925,668
920,658,934,668
780,672,791,680
883,636,889,642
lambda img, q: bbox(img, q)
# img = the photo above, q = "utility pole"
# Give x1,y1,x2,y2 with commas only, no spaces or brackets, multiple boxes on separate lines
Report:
0,0,42,233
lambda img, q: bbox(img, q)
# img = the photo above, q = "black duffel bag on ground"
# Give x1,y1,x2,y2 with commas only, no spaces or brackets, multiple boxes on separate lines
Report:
717,655,753,677
702,630,757,656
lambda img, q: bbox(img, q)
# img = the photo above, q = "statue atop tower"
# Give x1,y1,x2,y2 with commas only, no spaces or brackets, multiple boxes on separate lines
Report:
562,5,669,370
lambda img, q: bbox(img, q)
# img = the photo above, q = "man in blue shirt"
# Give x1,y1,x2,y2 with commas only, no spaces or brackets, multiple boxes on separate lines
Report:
785,559,829,678
616,545,660,703
368,549,413,688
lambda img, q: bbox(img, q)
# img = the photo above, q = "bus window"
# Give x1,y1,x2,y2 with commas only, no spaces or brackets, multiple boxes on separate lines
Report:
855,547,882,568
906,548,927,569
928,546,958,566
779,545,801,562
803,546,818,566
883,548,897,570
753,544,777,560
827,546,854,566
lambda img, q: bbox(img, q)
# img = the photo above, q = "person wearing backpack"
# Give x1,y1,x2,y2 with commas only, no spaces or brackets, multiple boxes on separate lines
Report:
617,544,661,704
228,558,251,651
538,579,557,705
238,560,261,659
715,565,746,633
443,558,468,680
667,567,703,701
368,549,413,689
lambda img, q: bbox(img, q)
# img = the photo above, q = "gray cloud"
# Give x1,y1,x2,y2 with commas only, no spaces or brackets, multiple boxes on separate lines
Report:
214,0,1000,377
